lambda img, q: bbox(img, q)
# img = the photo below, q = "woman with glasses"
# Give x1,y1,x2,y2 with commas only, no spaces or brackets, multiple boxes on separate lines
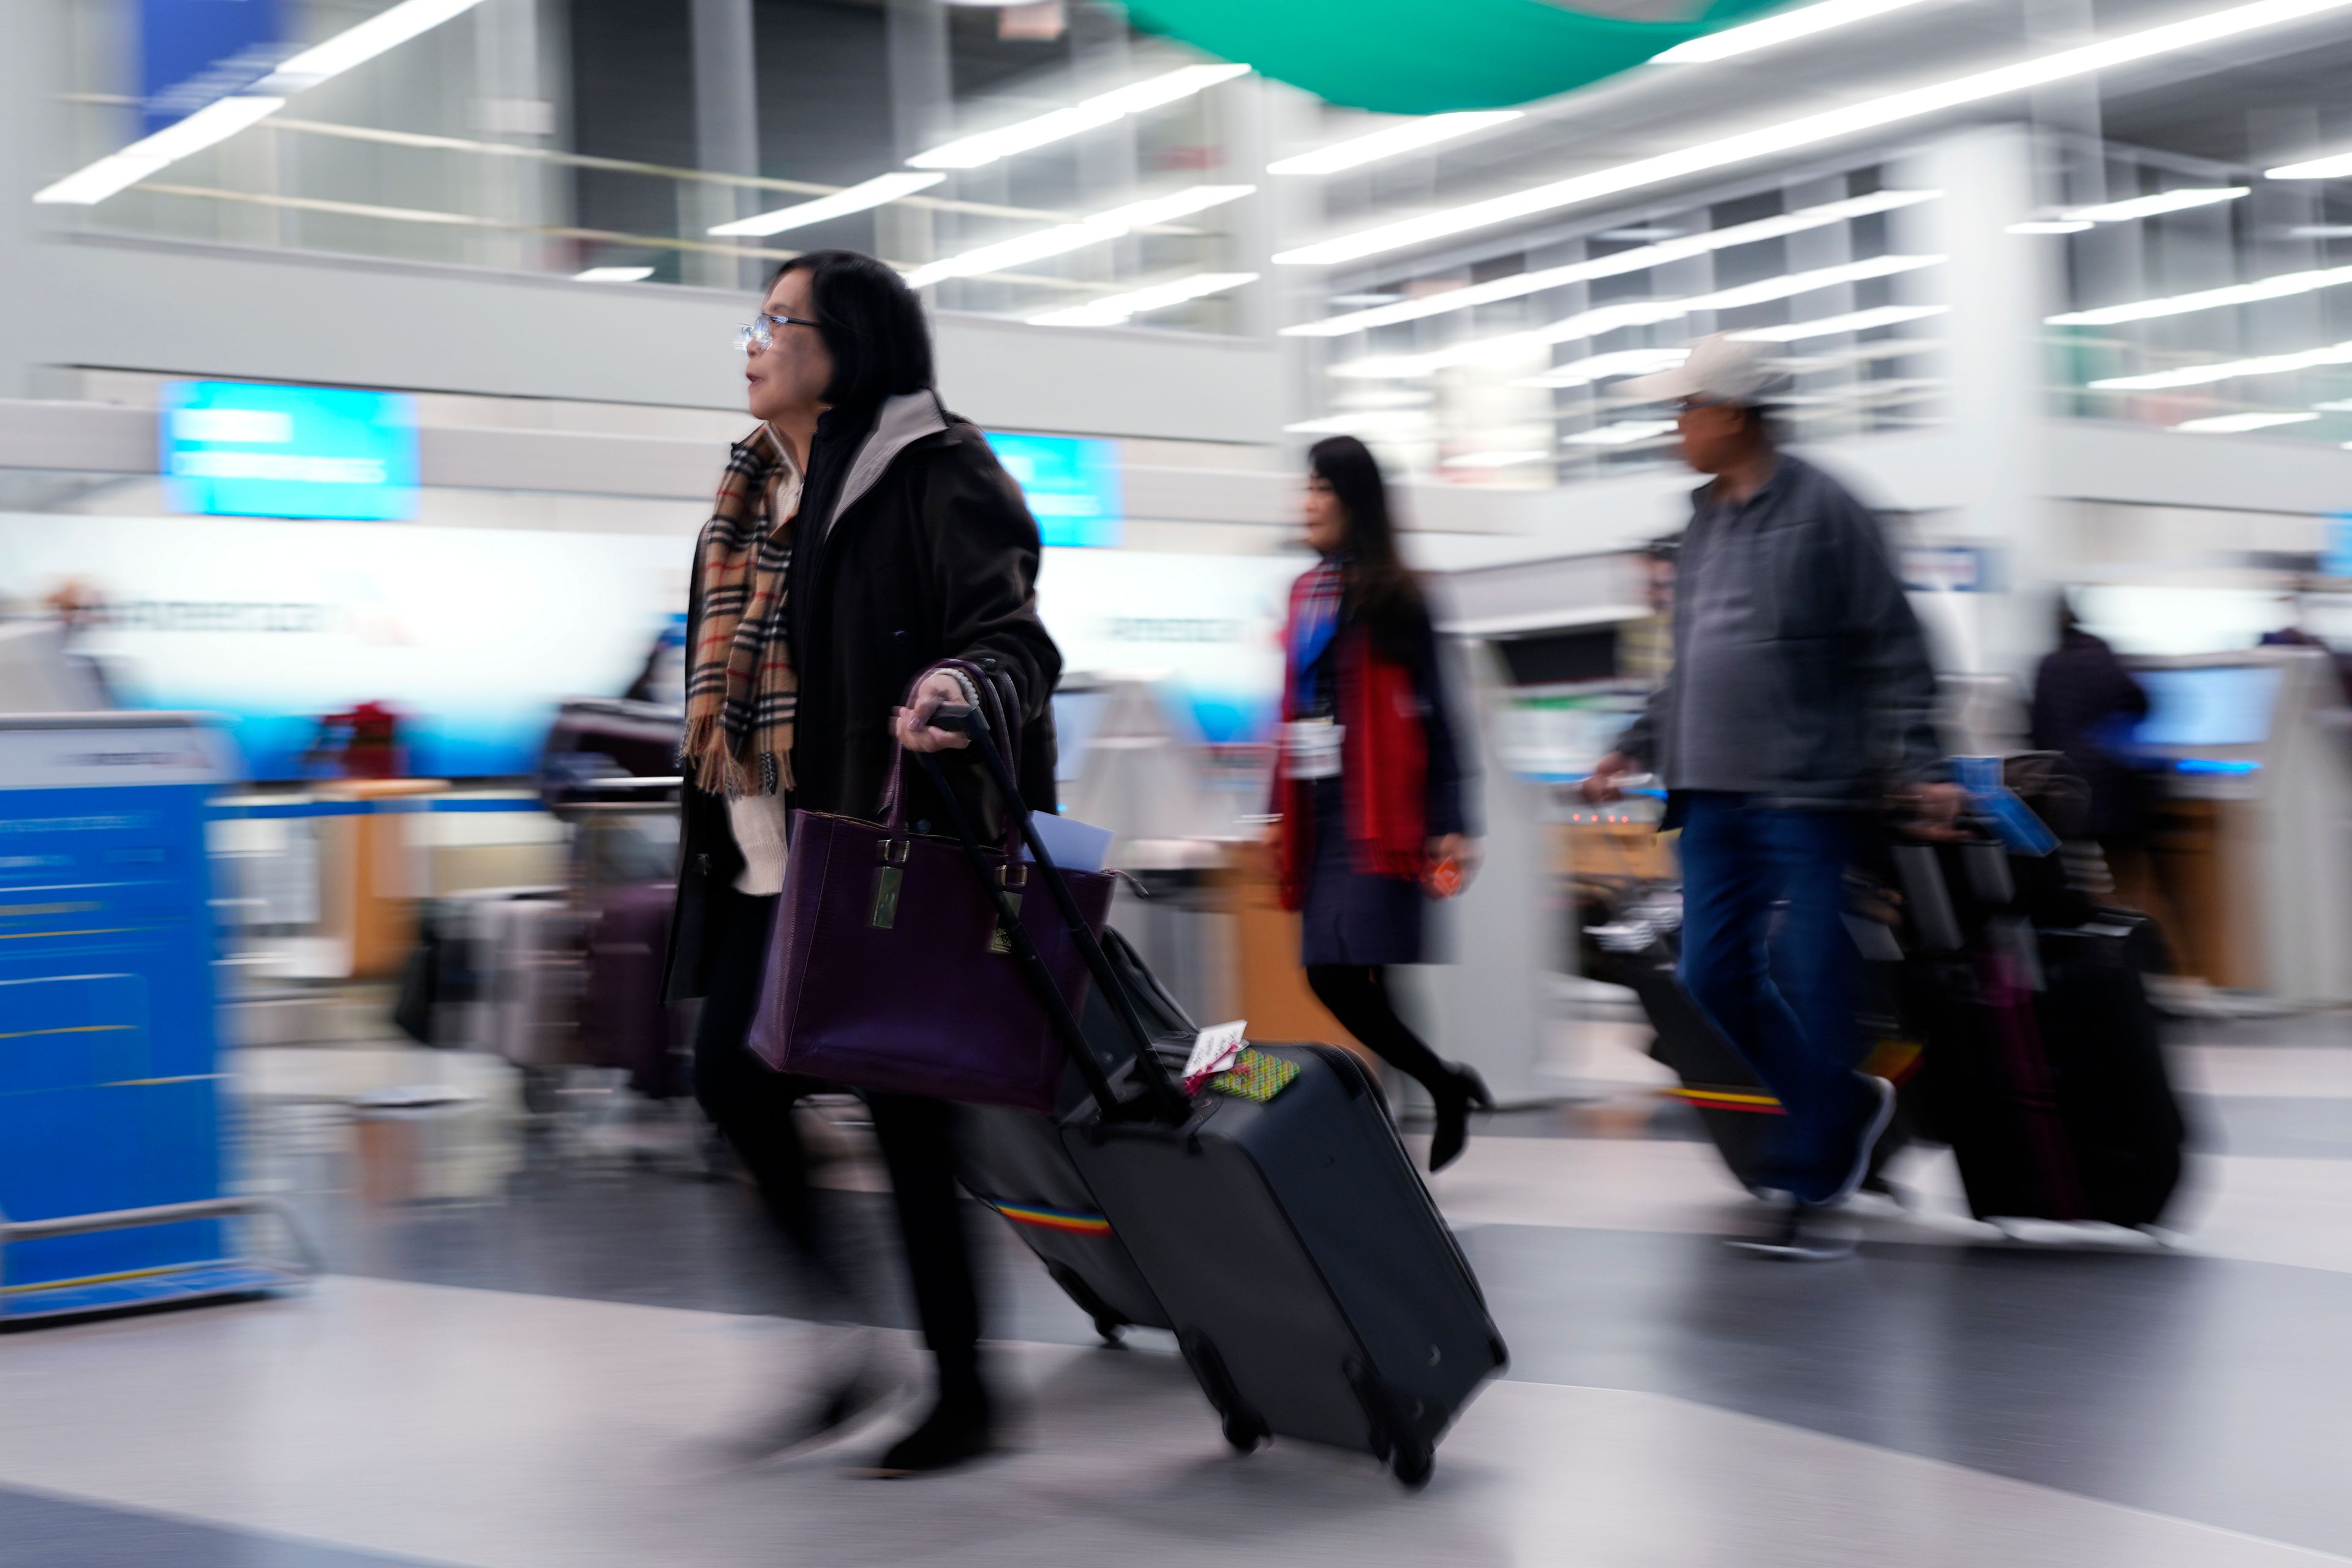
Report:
668,250,1061,1477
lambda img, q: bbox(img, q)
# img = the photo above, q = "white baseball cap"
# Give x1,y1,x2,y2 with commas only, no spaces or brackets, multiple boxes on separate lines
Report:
1615,333,1780,405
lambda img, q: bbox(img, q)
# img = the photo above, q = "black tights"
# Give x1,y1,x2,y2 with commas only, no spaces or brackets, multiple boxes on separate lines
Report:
1304,965,1455,1102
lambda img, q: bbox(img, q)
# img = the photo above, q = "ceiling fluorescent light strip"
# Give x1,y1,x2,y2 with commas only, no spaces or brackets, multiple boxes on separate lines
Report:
903,185,1254,288
34,93,285,204
710,172,945,237
1515,348,1690,390
909,62,1249,172
2060,186,2247,222
1730,302,1949,341
2049,262,2352,326
1269,112,1524,177
1284,189,1938,339
1028,271,1259,326
1441,450,1552,467
575,266,654,282
1655,0,1934,64
1273,0,2352,268
2092,339,2352,391
2269,149,2352,179
1331,252,1943,378
36,0,489,206
2174,411,2321,432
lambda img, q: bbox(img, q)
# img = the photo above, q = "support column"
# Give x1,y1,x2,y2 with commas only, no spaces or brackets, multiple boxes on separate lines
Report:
689,0,760,291
881,0,949,270
1901,124,2062,683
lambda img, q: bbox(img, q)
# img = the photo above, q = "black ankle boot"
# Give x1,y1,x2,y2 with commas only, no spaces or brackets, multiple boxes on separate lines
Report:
1427,1065,1494,1174
857,1377,993,1479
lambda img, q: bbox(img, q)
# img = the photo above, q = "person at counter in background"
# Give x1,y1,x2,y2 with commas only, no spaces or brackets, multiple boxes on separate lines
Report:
1582,334,1961,1260
2031,600,2157,864
1272,435,1490,1173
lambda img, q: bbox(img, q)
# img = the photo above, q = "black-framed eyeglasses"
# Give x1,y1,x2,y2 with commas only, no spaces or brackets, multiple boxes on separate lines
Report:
735,312,821,353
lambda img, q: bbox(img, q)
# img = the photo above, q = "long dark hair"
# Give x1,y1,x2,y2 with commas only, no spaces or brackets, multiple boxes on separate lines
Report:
1309,435,1424,657
771,251,934,407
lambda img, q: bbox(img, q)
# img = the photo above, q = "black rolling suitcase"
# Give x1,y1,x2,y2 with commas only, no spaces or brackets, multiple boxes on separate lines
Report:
920,704,1507,1488
957,928,1180,1342
1892,840,2188,1229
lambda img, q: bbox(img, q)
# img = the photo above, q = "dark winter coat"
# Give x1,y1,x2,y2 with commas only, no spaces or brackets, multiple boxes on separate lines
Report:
2030,627,2152,840
664,391,1063,1004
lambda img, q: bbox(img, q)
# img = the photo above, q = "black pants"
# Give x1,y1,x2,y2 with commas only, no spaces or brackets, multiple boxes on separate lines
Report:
1304,965,1452,1101
693,889,981,1389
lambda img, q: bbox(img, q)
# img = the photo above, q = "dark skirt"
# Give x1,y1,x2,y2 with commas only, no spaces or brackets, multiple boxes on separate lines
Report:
1298,777,1427,968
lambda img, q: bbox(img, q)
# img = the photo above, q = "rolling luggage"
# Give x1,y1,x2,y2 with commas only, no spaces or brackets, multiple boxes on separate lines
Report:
957,928,1183,1342
1893,841,2188,1229
581,882,682,1099
921,701,1506,1487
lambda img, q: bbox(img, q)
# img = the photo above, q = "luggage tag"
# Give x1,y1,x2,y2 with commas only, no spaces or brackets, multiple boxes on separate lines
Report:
1281,718,1344,781
1182,1019,1248,1096
1210,1047,1299,1103
1953,755,2060,856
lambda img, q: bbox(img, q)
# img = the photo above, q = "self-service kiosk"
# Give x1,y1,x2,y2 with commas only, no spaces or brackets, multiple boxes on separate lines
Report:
2124,647,2352,1005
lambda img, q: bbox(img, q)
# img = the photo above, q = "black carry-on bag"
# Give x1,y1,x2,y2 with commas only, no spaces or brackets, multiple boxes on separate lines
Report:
917,704,1507,1488
956,927,1182,1343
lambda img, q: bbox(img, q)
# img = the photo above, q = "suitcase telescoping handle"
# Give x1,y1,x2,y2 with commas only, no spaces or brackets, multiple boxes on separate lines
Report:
914,701,1192,1125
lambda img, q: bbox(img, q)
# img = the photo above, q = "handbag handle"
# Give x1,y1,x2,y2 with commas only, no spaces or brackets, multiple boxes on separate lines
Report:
920,702,1191,1125
878,659,1019,859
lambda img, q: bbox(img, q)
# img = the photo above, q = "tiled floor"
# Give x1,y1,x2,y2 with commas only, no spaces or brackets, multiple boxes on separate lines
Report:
2,1014,2349,1566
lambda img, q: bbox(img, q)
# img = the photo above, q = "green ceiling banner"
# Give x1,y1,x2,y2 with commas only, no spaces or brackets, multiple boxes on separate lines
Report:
1124,0,1789,115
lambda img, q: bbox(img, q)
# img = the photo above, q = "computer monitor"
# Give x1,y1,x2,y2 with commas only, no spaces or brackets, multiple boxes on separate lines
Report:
2132,665,2283,750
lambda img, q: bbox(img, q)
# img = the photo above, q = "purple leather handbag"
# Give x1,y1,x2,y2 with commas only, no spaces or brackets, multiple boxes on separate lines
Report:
745,663,1113,1114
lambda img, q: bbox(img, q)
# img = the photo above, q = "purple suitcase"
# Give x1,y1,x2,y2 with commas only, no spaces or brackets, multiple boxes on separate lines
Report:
582,882,680,1099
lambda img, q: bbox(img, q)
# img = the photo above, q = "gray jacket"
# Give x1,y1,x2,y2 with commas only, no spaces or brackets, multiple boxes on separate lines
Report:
1617,454,1947,807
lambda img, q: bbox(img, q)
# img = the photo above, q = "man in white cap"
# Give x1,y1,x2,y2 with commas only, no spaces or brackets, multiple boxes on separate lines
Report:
1584,333,1961,1259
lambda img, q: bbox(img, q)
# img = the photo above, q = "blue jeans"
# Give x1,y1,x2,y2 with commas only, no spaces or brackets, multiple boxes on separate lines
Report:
1674,793,1872,1204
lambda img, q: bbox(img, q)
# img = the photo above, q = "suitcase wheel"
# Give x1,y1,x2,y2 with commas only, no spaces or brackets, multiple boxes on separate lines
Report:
1221,1409,1268,1454
1092,1314,1126,1346
1390,1441,1434,1490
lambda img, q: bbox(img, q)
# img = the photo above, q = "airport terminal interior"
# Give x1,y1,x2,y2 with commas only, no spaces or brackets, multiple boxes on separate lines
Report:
6,0,2352,1562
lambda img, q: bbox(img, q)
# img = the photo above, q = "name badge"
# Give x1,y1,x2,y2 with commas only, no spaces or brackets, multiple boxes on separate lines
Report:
1283,718,1344,781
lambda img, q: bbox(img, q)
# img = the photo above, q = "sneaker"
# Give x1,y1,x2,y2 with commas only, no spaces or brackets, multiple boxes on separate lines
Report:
1728,1199,1857,1262
1825,1074,1897,1207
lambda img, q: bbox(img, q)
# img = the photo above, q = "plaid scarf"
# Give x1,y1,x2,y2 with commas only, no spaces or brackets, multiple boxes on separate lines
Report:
683,427,798,797
1284,556,1346,714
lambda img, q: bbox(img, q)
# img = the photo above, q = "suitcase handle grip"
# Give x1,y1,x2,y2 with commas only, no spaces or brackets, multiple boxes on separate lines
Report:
914,709,1191,1125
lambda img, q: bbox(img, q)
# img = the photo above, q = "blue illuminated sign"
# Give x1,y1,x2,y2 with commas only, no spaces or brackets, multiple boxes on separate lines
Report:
160,382,420,521
141,0,284,135
986,432,1123,548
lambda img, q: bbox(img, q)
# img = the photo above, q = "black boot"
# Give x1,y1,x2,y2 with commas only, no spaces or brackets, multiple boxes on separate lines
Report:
1427,1065,1494,1174
856,1371,993,1479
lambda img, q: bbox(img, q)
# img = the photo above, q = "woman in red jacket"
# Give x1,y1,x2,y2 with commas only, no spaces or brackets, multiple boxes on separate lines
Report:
1273,435,1490,1170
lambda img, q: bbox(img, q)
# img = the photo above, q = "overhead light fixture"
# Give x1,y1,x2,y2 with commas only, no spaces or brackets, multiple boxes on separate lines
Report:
2313,399,2352,410
1268,111,1523,177
1655,0,1934,64
908,62,1249,171
1440,450,1551,468
1597,227,1684,241
1566,420,1679,446
2062,186,2247,223
36,0,489,206
710,172,945,237
1272,0,2352,268
1329,292,1406,306
1283,410,1433,434
1028,270,1259,326
574,265,654,282
2092,338,2352,391
1330,252,1945,378
260,0,489,91
1514,348,1689,390
2049,262,2352,326
903,184,1254,288
2173,410,2321,432
2007,219,2094,234
2290,224,2352,238
2267,149,2352,179
1284,189,1939,337
1730,303,1949,341
34,93,285,204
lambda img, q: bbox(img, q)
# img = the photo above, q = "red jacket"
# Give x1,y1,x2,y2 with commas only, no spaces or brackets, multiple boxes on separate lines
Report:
1273,587,1430,911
